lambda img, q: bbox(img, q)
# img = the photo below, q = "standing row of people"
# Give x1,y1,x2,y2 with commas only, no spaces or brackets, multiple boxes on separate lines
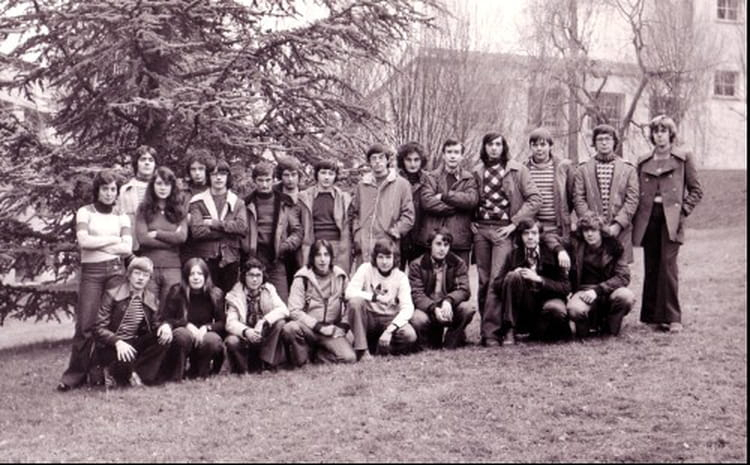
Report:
57,114,702,391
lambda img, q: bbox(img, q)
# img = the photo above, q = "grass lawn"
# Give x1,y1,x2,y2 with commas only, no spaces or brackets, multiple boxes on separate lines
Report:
0,169,746,462
0,225,745,462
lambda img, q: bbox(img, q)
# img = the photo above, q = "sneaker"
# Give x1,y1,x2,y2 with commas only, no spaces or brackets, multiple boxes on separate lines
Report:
502,331,515,346
103,368,117,391
129,372,144,387
668,322,683,333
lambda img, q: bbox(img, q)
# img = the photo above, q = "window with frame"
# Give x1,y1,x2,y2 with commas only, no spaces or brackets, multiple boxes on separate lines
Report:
527,86,565,131
714,70,738,97
717,0,743,21
588,92,624,129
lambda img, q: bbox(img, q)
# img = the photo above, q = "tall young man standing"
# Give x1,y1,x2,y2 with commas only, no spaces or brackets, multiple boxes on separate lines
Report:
418,139,478,267
349,143,415,267
298,160,353,273
525,128,575,238
188,160,248,293
243,162,302,303
573,124,639,262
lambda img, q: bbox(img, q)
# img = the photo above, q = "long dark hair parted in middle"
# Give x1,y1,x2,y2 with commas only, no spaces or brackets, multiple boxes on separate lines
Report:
479,132,510,166
307,239,335,272
180,257,219,300
139,166,186,224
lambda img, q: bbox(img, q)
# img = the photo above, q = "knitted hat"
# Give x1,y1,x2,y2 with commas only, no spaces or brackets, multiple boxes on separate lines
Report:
128,256,154,275
528,127,554,145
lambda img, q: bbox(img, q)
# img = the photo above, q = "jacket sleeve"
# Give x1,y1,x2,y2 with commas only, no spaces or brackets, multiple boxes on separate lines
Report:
681,151,703,216
419,176,455,216
408,260,438,313
573,165,591,217
393,181,416,237
564,162,576,214
280,204,303,253
288,276,319,329
391,272,415,328
613,165,640,229
262,285,290,325
225,300,246,337
510,167,542,224
443,176,479,211
162,284,187,328
210,288,226,334
444,259,471,307
189,201,223,240
596,255,630,296
345,263,374,301
348,186,360,236
155,217,189,245
541,231,565,254
94,291,119,347
218,198,248,236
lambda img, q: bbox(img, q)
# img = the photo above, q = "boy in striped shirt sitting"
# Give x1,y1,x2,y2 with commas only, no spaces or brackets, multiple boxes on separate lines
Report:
94,257,172,388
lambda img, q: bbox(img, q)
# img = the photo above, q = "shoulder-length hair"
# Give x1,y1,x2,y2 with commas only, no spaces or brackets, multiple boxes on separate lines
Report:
184,148,216,181
131,145,158,174
307,239,335,271
513,217,541,249
370,238,399,268
180,257,217,298
479,132,509,165
91,169,121,203
138,166,186,224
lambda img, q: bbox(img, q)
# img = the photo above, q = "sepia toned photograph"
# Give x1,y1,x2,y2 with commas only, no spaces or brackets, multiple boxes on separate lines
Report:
0,0,745,462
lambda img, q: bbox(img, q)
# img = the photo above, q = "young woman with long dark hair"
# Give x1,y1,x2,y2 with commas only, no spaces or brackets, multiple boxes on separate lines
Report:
135,166,187,310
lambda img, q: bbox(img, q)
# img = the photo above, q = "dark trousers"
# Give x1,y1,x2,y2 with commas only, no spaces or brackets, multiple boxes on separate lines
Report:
410,303,475,349
640,204,682,324
347,298,418,355
97,333,170,386
281,321,356,366
206,258,239,295
162,328,225,381
61,258,124,388
568,287,635,336
487,270,569,340
224,320,287,373
400,238,426,270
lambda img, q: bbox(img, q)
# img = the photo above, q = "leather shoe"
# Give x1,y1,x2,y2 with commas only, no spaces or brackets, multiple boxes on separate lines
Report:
502,331,516,346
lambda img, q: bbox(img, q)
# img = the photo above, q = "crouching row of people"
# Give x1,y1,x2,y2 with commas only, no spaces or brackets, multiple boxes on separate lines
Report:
481,211,636,346
92,232,474,388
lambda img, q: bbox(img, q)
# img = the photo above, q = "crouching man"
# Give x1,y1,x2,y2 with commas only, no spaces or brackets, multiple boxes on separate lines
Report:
486,218,571,345
224,257,289,373
94,257,171,388
345,239,418,360
408,228,475,350
567,212,635,338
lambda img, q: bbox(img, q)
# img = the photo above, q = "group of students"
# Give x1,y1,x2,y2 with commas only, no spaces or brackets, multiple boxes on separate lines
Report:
56,114,703,391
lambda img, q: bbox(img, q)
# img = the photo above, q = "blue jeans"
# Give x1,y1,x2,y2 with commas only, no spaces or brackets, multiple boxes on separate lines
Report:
60,258,124,388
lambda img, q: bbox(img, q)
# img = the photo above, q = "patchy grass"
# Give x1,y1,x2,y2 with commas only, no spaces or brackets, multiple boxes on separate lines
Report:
0,225,745,462
688,169,746,230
